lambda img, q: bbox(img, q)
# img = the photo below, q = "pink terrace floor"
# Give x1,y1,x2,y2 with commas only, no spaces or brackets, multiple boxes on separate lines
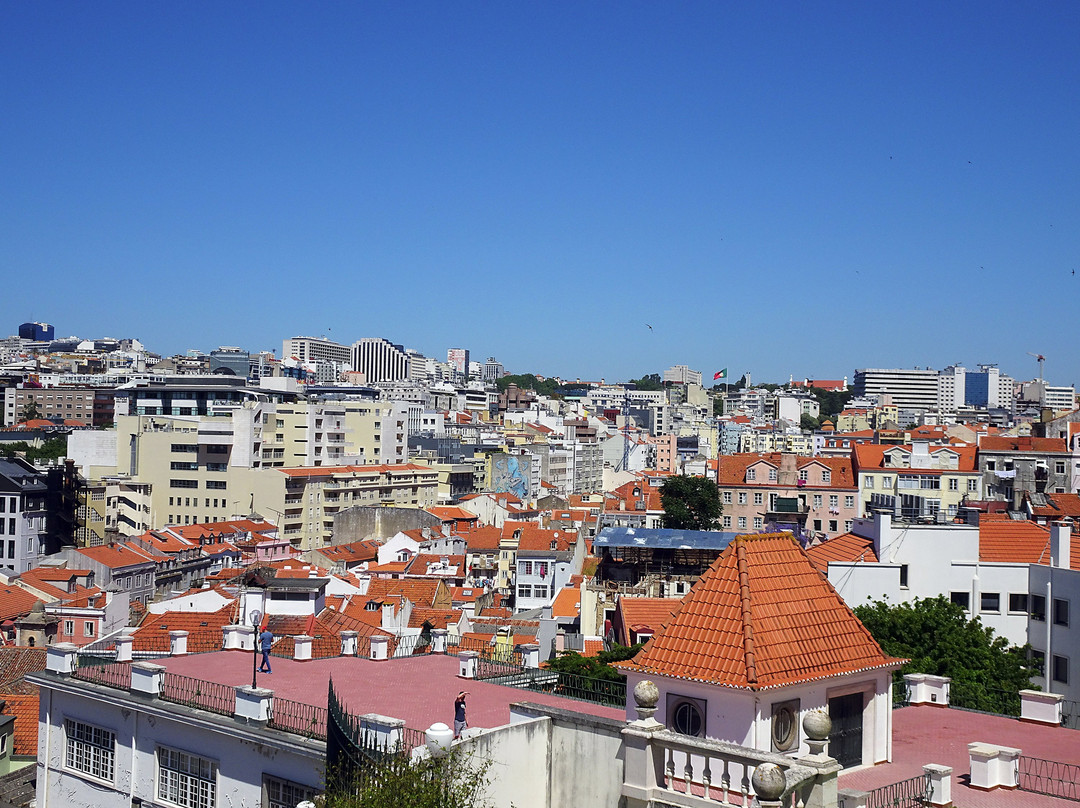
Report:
160,650,623,732
840,705,1080,807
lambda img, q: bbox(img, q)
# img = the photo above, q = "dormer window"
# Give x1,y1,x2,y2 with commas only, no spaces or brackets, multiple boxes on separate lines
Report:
768,468,778,482
746,468,756,481
822,470,831,484
798,470,808,482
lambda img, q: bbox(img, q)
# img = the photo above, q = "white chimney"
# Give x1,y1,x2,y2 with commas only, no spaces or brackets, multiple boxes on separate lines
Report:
1051,522,1071,569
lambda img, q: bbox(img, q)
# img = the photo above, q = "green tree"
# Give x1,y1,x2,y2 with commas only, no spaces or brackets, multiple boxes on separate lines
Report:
1,437,67,463
660,475,722,531
544,643,643,683
495,374,559,397
800,413,820,431
627,373,663,391
854,596,1037,713
807,387,854,419
18,401,42,422
325,747,492,808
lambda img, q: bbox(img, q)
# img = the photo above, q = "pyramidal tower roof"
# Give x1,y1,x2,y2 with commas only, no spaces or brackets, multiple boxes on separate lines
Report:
619,533,904,690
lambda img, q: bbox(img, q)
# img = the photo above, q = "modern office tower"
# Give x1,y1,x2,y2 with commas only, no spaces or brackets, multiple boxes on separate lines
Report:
352,338,410,383
281,336,352,366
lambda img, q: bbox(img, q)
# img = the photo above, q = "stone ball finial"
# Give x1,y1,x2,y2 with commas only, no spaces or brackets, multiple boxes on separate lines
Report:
633,679,659,709
802,709,831,741
632,679,660,721
752,763,787,801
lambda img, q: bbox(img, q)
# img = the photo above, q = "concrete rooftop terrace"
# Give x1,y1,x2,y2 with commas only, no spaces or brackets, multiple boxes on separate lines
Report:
160,650,624,732
840,705,1080,807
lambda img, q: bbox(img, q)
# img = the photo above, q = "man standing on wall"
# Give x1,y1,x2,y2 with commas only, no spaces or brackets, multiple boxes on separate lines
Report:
454,690,468,738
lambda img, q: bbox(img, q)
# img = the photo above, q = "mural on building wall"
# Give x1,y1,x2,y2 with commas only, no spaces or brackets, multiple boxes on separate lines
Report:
489,453,530,500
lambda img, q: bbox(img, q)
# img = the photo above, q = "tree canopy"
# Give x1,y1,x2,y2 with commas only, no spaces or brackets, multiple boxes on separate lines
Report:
854,596,1037,713
660,475,722,531
544,643,643,683
1,437,67,463
807,387,853,419
325,747,492,808
626,373,663,391
495,373,560,397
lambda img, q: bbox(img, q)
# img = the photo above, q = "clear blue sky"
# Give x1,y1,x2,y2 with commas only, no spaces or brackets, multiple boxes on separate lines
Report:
2,2,1079,387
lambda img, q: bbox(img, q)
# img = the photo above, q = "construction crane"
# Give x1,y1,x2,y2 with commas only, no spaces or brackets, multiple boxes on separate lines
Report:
1027,352,1046,382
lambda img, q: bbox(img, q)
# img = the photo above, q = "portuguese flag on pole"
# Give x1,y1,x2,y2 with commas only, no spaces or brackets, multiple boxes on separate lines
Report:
713,368,728,381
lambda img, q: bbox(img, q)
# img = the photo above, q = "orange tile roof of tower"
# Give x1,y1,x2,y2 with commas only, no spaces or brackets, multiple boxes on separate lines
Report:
805,533,879,572
618,533,903,689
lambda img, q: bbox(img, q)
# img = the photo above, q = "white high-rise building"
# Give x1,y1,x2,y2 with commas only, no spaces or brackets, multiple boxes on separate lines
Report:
352,338,410,383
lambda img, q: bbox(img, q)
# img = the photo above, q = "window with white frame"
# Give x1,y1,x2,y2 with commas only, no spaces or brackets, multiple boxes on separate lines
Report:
753,517,763,530
264,776,315,808
533,585,548,599
722,491,732,504
753,493,763,506
844,495,854,508
84,621,96,637
520,561,532,575
967,478,978,492
517,584,532,599
157,746,217,808
768,468,778,481
865,476,874,489
746,468,756,481
821,470,831,483
64,620,74,636
65,719,115,782
738,493,747,505
737,516,747,529
798,469,808,482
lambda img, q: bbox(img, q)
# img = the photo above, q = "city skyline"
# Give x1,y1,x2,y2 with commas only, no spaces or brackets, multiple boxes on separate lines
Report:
3,3,1079,384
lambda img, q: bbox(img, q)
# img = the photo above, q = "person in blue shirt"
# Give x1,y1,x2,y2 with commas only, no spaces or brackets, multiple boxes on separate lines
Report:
259,628,274,673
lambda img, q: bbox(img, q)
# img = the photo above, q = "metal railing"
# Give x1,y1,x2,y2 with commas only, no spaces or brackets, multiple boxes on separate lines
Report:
841,772,931,808
1019,756,1080,801
72,660,132,690
159,672,237,717
268,697,328,740
947,685,1020,717
476,665,625,708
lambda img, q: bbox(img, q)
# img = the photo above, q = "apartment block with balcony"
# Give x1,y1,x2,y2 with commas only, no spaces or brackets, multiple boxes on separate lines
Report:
853,441,981,521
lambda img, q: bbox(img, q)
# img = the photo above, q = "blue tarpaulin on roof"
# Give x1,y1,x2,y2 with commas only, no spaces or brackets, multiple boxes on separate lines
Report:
594,527,738,551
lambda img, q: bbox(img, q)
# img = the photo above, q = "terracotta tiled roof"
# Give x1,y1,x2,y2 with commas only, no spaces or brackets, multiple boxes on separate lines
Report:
131,603,237,653
317,541,379,564
464,526,502,551
1027,493,1080,519
0,693,38,756
619,533,903,689
426,506,479,522
0,588,43,622
0,648,46,691
365,577,448,609
805,533,879,572
616,596,681,639
978,520,1080,570
408,608,458,630
517,528,574,553
407,554,465,576
76,543,156,569
979,436,1068,453
550,585,581,619
853,444,978,472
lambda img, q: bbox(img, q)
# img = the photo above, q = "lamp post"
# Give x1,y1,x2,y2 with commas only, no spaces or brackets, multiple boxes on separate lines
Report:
249,608,263,688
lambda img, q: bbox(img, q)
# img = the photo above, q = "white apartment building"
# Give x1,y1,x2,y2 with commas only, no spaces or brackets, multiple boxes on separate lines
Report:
281,335,352,366
853,368,939,420
662,365,703,386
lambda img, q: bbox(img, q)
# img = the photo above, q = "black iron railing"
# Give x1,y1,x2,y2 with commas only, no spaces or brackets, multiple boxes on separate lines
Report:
159,672,237,717
948,685,1020,717
268,697,328,739
72,660,132,690
475,664,625,708
840,772,931,808
1019,756,1080,801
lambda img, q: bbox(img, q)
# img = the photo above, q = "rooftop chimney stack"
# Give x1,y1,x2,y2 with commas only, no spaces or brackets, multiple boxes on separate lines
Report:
1051,522,1071,569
